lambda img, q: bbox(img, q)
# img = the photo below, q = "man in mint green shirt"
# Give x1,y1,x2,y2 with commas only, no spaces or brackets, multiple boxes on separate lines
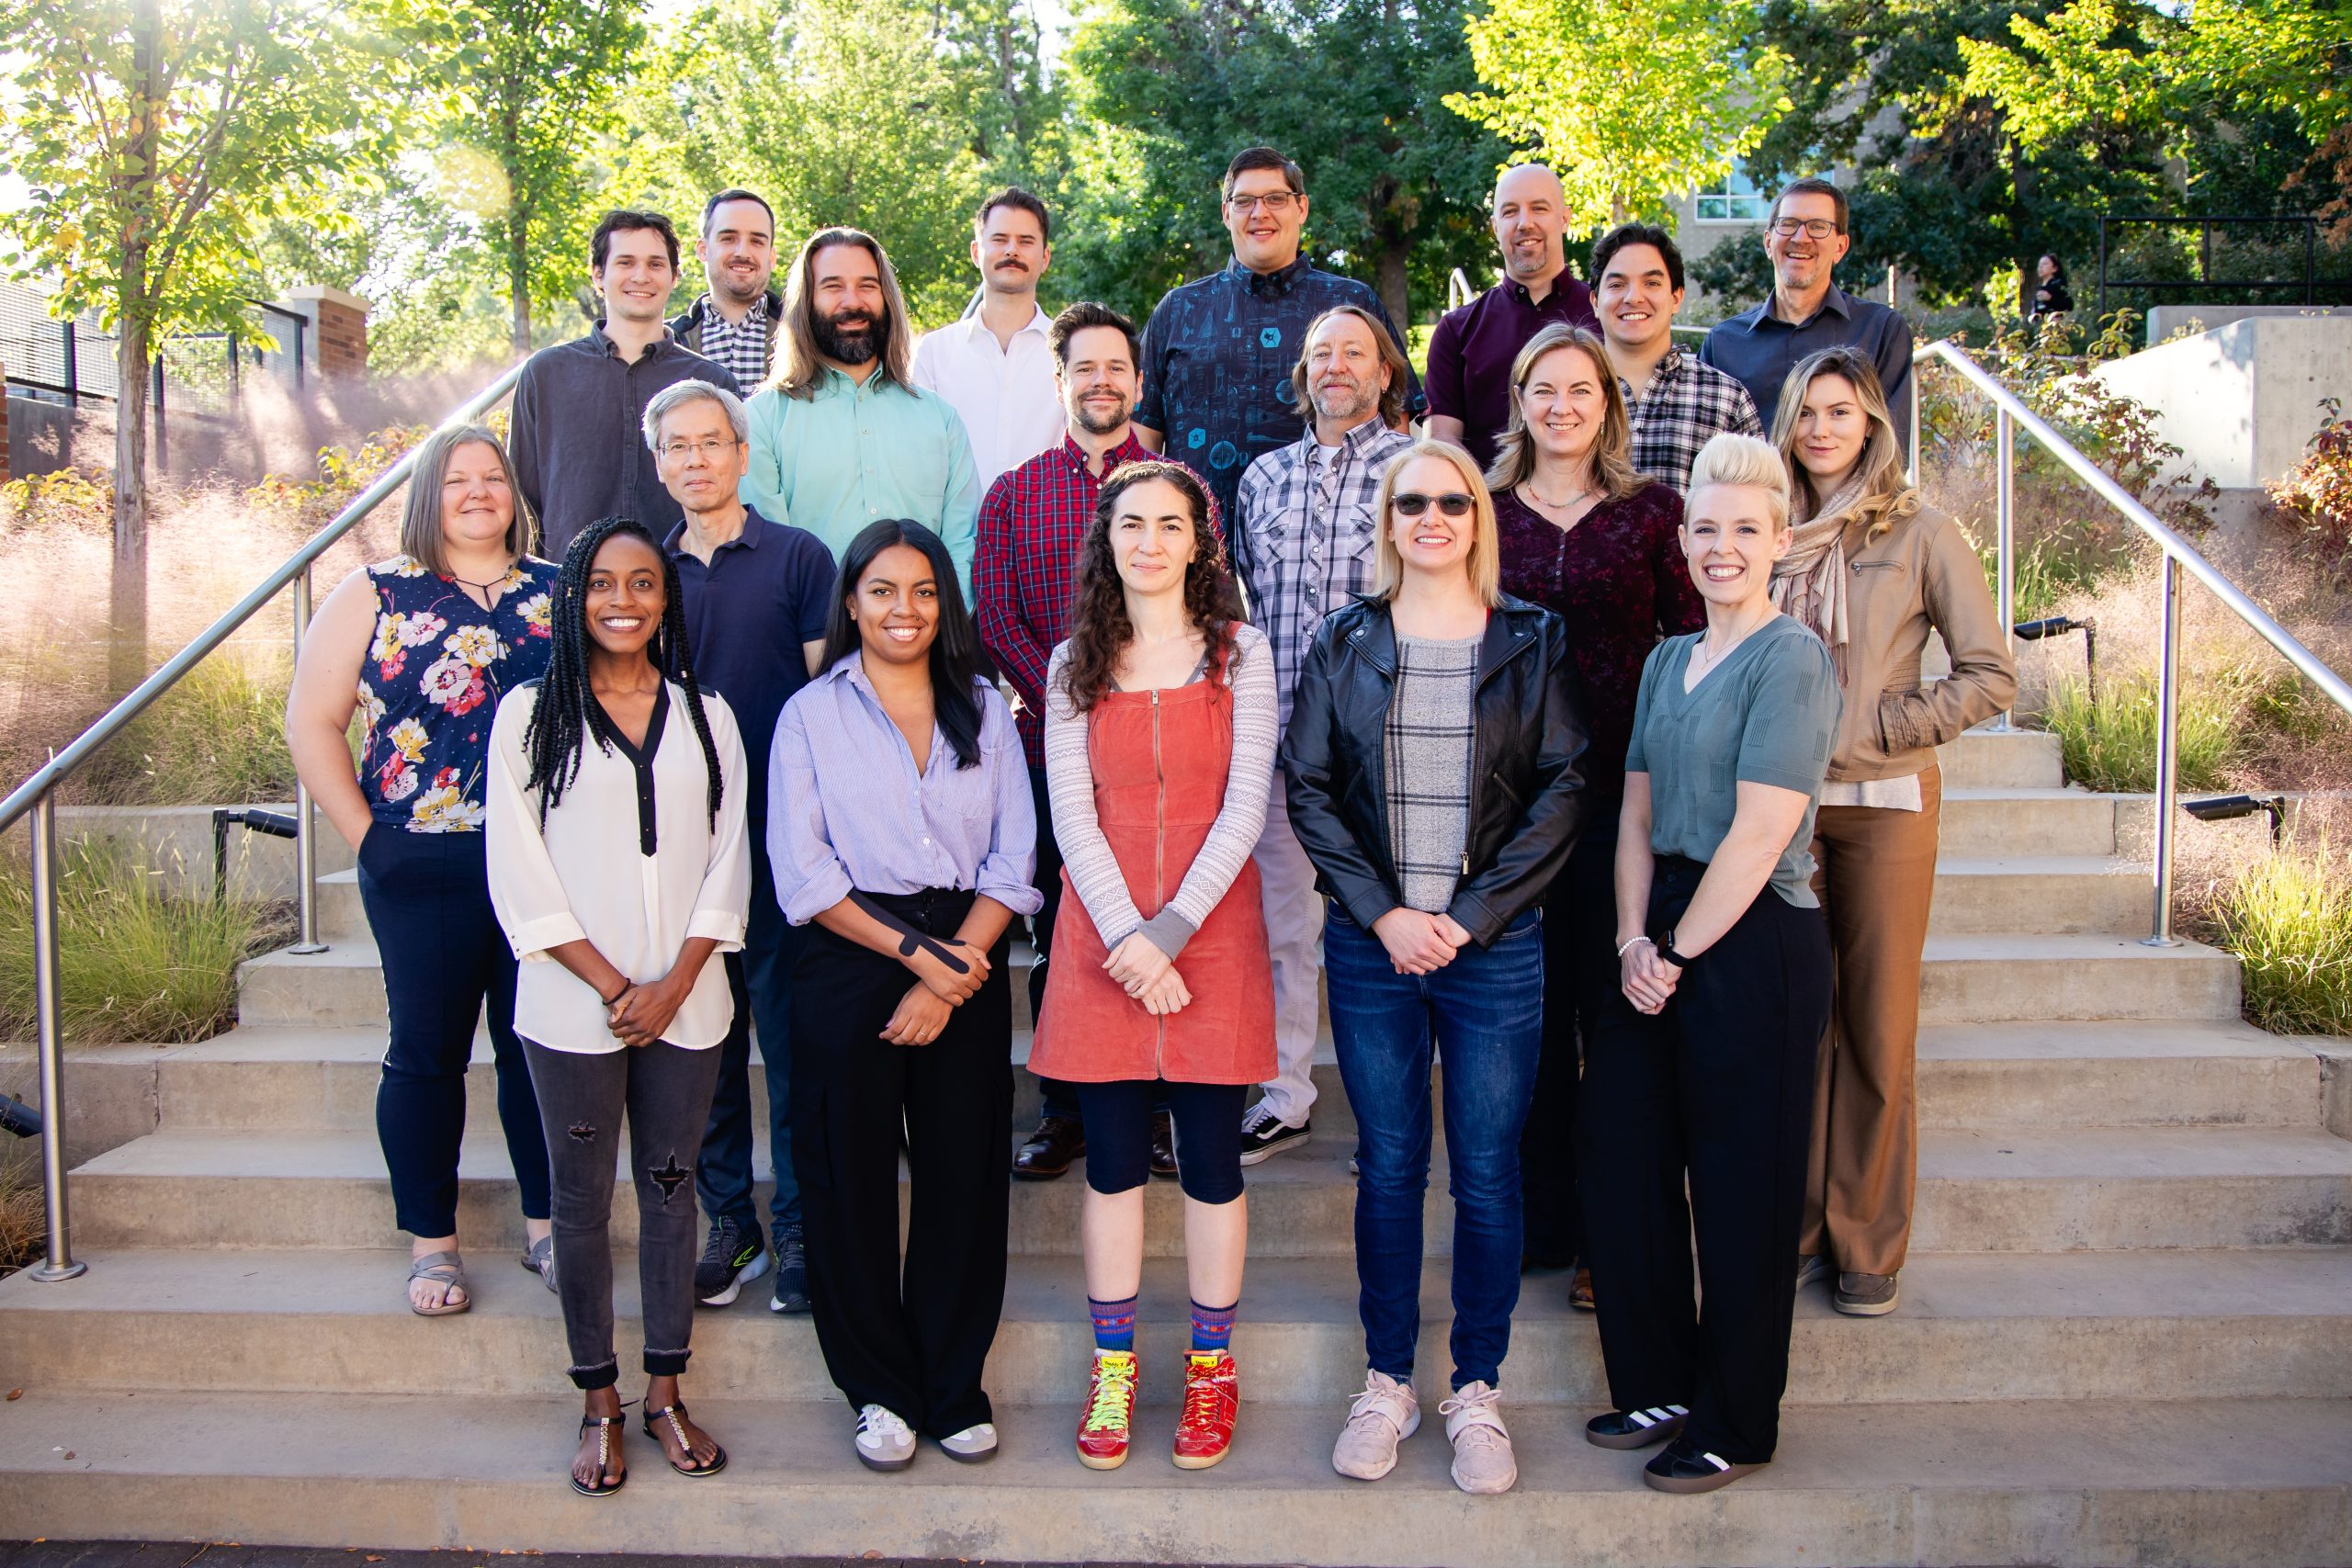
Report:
739,226,983,599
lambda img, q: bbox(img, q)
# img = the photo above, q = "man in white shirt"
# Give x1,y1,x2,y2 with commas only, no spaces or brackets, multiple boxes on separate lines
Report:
910,187,1067,491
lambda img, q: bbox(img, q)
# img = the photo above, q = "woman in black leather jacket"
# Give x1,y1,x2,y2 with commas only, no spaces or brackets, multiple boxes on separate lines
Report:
1280,438,1588,1496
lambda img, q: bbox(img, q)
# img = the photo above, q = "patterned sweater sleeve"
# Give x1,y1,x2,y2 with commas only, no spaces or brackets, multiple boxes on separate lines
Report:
1044,641,1149,951
1136,624,1276,960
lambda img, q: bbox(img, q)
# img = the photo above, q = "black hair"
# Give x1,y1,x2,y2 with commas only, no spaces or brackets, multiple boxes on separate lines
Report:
591,209,682,273
700,188,775,237
1589,222,1686,293
818,519,987,770
522,516,725,830
1223,146,1305,201
1048,300,1139,367
977,186,1052,245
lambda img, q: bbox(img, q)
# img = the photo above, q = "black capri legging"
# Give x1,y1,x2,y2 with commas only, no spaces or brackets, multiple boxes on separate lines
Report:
1073,1078,1247,1203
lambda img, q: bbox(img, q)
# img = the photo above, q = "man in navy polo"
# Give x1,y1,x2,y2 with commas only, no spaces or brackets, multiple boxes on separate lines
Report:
644,378,838,1317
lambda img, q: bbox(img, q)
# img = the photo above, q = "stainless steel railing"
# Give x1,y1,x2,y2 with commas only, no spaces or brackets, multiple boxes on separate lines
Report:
0,361,526,1280
1905,340,2352,946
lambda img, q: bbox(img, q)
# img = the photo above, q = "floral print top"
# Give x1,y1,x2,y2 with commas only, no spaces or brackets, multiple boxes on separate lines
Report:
357,554,555,831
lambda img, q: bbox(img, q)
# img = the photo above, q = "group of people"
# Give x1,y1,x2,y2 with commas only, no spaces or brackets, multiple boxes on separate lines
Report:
283,146,2017,1501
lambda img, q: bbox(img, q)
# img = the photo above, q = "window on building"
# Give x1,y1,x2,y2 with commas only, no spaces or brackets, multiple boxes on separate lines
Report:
1693,164,1770,223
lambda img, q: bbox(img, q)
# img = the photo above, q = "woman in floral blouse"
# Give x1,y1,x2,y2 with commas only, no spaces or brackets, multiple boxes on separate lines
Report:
286,423,559,1314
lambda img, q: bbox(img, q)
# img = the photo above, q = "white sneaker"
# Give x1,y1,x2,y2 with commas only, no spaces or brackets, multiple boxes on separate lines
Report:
938,1421,998,1462
1441,1381,1517,1495
1331,1369,1420,1480
854,1404,916,1471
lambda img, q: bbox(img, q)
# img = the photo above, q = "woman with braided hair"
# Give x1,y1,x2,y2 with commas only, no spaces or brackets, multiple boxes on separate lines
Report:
486,515,752,1496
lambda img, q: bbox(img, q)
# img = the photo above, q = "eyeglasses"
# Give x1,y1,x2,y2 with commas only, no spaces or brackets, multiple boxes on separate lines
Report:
657,436,741,461
1226,191,1298,215
1769,217,1841,240
1391,492,1475,518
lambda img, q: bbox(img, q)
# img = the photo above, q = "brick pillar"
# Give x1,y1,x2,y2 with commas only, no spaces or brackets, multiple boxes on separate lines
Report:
282,286,371,378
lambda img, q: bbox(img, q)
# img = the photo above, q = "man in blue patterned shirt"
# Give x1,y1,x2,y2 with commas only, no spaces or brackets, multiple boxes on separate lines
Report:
1136,146,1422,528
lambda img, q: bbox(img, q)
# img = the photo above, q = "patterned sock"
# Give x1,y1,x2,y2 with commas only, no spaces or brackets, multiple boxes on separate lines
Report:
1089,1293,1137,1353
1190,1298,1238,1353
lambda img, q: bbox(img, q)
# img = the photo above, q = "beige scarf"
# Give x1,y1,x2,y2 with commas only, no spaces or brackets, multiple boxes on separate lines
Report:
1771,473,1870,681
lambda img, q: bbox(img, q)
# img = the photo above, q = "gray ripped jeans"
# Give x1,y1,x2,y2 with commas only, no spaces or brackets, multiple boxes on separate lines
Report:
523,1036,724,1390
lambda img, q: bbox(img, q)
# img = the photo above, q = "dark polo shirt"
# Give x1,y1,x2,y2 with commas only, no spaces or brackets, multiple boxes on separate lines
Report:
662,504,836,826
1424,273,1600,471
1700,282,1916,447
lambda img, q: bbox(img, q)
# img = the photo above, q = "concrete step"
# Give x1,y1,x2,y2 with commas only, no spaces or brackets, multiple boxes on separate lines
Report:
1917,933,2240,1023
1917,1020,2327,1130
6,1246,2346,1410
316,867,363,941
1,1389,2344,1568
1935,725,2065,790
1938,788,2120,857
71,1122,2352,1255
1927,855,2150,936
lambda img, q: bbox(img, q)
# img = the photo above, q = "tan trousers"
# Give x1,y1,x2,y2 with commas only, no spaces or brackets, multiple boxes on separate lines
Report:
1802,763,1940,1277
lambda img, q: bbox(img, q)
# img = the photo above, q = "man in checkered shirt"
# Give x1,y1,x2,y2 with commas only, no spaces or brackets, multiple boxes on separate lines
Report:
1589,223,1762,491
670,189,782,389
1228,304,1413,1164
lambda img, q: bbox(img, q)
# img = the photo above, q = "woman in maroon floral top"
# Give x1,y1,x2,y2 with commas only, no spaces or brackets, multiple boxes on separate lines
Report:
1485,324,1704,1308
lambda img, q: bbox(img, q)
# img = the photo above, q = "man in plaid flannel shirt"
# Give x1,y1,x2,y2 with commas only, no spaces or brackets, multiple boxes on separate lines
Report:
670,189,782,390
975,300,1219,1179
1229,304,1414,1163
1589,223,1762,492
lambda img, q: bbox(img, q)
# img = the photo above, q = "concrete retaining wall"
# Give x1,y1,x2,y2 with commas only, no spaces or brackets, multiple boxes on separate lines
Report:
2090,314,2352,489
54,804,354,902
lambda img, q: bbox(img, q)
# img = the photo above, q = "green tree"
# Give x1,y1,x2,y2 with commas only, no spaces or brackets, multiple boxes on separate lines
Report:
0,0,400,688
1446,0,1788,230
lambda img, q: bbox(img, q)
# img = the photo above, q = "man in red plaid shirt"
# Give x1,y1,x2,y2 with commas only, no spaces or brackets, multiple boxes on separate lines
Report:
975,300,1222,1180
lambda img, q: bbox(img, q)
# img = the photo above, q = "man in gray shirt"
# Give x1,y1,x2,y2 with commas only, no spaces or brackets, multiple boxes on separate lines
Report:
1699,178,1913,448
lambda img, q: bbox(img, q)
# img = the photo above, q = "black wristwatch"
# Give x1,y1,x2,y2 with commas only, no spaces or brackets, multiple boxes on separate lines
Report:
1657,931,1697,969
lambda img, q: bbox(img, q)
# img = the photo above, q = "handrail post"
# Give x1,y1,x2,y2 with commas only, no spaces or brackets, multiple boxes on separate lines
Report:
288,565,325,954
28,791,87,1281
1991,407,2017,731
2145,553,2184,947
1905,367,1920,485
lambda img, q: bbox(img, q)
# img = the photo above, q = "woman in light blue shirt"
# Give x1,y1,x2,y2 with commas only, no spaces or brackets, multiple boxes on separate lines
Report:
769,518,1039,1474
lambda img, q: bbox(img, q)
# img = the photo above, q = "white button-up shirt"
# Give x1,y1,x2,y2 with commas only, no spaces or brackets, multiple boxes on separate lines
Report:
911,305,1067,492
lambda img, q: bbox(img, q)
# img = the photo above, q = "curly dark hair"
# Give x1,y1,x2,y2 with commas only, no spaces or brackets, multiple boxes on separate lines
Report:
1055,461,1244,714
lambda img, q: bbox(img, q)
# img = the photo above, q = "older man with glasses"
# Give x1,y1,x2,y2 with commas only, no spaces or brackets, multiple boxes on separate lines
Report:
1699,177,1915,447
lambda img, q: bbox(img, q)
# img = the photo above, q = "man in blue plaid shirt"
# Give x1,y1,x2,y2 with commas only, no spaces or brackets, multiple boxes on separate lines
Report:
1589,223,1763,492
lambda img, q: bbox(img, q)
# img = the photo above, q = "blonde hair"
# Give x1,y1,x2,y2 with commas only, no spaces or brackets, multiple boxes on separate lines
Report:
1685,433,1792,533
1768,346,1921,543
1483,325,1644,501
1370,439,1503,607
769,228,915,400
398,424,529,572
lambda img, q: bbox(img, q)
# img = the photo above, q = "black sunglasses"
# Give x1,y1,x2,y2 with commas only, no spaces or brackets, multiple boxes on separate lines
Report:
1392,491,1475,518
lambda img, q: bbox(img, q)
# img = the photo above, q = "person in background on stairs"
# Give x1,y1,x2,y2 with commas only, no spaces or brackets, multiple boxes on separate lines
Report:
1030,461,1277,1474
1770,348,2017,1318
283,423,559,1318
1487,322,1707,1315
486,515,752,1495
1283,439,1589,1496
1577,433,1838,1495
769,519,1040,1472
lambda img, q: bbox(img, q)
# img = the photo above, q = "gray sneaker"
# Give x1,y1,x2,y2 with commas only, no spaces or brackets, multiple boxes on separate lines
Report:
1795,1253,1830,1292
1835,1269,1900,1315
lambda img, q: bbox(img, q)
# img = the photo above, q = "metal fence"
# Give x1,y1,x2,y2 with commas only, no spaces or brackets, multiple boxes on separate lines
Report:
1,276,311,410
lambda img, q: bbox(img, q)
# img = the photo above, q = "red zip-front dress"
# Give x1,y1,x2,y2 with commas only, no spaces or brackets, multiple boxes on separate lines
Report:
1027,678,1276,1084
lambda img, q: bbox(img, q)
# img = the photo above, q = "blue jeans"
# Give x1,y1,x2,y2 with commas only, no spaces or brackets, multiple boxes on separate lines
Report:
696,846,802,1235
1326,901,1544,1391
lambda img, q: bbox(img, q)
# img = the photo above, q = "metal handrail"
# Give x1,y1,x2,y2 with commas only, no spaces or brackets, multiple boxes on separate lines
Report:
1,359,526,1280
1905,339,2352,948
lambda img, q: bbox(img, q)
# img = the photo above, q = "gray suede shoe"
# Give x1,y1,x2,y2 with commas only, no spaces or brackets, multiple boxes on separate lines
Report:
1835,1270,1900,1315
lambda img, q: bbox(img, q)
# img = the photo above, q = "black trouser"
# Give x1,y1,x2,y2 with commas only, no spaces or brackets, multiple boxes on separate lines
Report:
358,827,549,1236
1576,853,1833,1464
791,888,1013,1438
1028,764,1080,1122
1073,1078,1247,1203
695,846,803,1235
523,1035,724,1390
1520,813,1618,1266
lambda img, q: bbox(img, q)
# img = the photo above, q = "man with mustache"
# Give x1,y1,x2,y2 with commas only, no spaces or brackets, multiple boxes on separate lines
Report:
1589,222,1763,493
1225,305,1415,1165
1425,164,1600,472
975,301,1216,1181
1700,177,1915,447
671,188,783,390
739,228,984,596
1135,146,1419,532
912,189,1068,492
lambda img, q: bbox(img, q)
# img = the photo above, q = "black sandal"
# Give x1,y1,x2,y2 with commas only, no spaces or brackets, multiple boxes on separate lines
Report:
571,1412,628,1497
643,1401,728,1477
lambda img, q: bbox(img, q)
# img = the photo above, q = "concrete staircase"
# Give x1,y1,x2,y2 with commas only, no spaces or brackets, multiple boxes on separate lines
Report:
1,728,2347,1567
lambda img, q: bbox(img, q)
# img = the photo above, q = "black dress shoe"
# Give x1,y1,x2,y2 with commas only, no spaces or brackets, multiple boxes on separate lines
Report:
1012,1115,1085,1179
1149,1110,1178,1179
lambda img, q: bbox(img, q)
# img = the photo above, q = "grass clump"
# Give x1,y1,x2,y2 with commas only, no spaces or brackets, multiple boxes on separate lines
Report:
0,841,288,1044
2207,839,2352,1037
0,1151,41,1279
78,650,300,807
2039,674,2240,793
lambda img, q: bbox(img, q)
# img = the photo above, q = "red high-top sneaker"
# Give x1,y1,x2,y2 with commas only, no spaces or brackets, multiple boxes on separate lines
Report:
1172,1349,1238,1469
1076,1349,1138,1470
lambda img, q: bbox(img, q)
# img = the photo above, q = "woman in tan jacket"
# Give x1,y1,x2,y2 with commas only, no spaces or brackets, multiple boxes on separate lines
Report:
1770,347,2016,1317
